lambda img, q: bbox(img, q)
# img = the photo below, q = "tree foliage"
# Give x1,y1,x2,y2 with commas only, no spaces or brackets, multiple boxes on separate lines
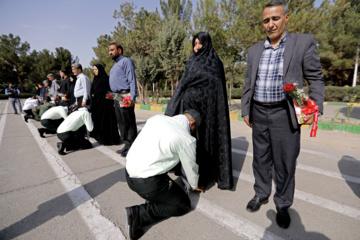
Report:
0,34,78,93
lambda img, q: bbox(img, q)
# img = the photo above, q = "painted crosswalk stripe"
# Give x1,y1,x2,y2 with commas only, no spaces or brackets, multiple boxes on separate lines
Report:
232,148,360,184
92,142,284,240
233,170,360,221
26,121,126,240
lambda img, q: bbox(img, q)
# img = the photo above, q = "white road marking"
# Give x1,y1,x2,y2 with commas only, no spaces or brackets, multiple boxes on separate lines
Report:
25,121,126,240
191,195,284,240
232,148,360,184
0,101,9,147
234,138,359,162
92,142,285,240
233,170,360,221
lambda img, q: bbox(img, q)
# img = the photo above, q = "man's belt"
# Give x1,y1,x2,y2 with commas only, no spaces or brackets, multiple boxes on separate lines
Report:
129,173,167,184
253,100,286,108
117,89,130,94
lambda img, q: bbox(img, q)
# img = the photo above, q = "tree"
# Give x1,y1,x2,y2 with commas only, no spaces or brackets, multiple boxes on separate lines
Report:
160,0,193,24
316,0,360,85
156,13,188,96
111,2,162,103
135,55,159,104
0,34,31,92
91,34,113,74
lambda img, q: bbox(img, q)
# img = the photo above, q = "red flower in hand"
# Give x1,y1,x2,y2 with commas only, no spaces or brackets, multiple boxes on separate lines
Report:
283,83,296,92
123,96,131,107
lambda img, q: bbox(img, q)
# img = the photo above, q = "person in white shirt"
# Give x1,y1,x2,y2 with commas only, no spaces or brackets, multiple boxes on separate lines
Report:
124,109,204,240
38,106,69,138
56,107,93,155
23,96,39,122
72,63,90,108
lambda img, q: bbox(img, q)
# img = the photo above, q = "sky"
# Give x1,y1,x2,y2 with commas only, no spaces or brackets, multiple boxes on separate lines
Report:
0,0,323,68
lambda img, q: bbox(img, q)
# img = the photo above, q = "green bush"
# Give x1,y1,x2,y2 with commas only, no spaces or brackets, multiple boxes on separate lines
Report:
324,86,360,102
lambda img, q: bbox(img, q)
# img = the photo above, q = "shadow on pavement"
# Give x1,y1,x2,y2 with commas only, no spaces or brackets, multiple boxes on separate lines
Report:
338,155,360,198
231,136,249,191
0,168,126,240
263,209,330,240
339,106,360,120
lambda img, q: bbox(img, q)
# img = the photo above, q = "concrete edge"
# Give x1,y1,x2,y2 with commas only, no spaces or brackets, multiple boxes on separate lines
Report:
135,103,360,134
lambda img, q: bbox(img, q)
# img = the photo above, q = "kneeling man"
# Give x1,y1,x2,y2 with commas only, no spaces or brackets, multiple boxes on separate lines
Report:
124,109,204,240
38,106,68,137
56,107,93,155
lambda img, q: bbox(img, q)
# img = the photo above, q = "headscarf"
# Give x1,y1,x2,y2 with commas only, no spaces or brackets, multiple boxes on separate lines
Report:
91,64,110,96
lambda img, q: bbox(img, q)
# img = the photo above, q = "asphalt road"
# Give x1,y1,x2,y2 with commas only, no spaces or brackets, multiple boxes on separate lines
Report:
0,100,359,240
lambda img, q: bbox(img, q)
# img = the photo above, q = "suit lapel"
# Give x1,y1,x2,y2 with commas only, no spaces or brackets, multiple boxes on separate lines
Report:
251,42,265,86
283,31,296,82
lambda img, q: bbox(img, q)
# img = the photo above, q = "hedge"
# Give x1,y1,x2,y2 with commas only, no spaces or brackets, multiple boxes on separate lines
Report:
2,86,359,102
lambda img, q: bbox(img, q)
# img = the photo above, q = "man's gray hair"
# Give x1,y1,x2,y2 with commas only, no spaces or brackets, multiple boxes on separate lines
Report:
72,63,83,72
264,1,288,15
47,73,54,78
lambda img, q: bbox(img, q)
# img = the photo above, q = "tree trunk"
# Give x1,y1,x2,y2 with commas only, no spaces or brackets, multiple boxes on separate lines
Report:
156,82,160,103
137,80,143,103
17,75,24,93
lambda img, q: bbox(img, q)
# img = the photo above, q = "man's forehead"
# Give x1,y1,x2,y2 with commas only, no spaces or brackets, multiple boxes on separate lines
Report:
263,6,283,17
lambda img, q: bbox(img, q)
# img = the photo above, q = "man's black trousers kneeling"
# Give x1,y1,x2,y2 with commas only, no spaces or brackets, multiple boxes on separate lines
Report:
57,125,92,151
125,170,191,227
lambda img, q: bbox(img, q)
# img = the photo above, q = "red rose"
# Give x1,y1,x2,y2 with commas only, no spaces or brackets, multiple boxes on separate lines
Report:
283,83,296,92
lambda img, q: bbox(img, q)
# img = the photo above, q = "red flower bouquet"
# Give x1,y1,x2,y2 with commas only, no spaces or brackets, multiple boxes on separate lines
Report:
105,91,132,107
283,83,319,137
121,95,132,107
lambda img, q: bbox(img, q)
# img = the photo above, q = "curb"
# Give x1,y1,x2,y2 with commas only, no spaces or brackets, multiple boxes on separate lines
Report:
135,104,360,134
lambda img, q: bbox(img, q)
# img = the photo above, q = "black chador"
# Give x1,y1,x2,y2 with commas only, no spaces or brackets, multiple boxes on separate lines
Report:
165,32,233,190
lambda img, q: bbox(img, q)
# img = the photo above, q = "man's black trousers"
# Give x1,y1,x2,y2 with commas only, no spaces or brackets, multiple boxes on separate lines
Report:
114,101,137,147
57,126,91,151
126,170,191,227
251,101,300,210
40,119,64,134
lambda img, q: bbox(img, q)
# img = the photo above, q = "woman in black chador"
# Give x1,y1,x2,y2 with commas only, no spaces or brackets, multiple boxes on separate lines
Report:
90,64,120,145
165,32,233,190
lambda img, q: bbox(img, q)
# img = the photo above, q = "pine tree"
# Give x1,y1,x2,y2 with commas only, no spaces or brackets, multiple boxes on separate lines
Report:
156,13,188,96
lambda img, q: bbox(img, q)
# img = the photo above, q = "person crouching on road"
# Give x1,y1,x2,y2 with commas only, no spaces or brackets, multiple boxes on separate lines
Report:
23,96,39,122
56,107,93,155
124,109,204,240
38,106,69,138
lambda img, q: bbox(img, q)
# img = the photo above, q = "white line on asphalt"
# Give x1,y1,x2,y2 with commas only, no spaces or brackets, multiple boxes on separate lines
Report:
233,138,359,163
232,148,360,185
300,148,359,163
233,170,360,221
91,142,284,240
297,164,360,185
191,195,285,240
0,101,9,147
25,121,126,240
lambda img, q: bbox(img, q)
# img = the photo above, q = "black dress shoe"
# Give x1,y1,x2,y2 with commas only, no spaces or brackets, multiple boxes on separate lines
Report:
24,115,29,122
57,142,66,155
276,208,291,229
246,195,269,212
124,206,143,240
38,128,46,138
116,145,129,154
120,149,129,157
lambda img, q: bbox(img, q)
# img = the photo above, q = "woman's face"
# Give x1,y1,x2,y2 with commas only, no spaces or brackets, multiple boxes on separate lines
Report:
70,77,74,82
93,66,99,76
193,38,203,53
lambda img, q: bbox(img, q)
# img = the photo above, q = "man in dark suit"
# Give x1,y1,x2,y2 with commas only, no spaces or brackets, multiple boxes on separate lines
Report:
241,0,324,229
